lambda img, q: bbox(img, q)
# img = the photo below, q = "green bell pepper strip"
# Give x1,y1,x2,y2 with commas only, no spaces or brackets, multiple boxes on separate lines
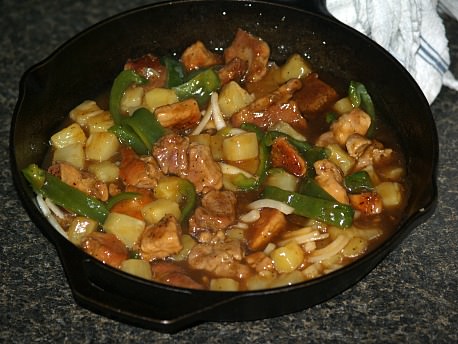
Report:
173,68,221,107
262,185,354,228
105,192,140,210
298,177,336,201
177,178,197,224
22,164,109,224
109,70,148,124
344,170,373,194
161,56,185,88
348,81,376,137
121,107,165,153
108,124,149,155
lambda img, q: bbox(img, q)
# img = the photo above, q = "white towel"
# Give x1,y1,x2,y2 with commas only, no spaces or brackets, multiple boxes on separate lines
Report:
326,0,458,104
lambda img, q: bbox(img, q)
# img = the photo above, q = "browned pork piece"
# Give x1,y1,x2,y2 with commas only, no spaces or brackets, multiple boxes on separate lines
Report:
270,136,307,177
119,147,163,189
152,134,223,192
48,162,109,201
230,78,307,130
331,108,372,146
181,40,223,71
124,53,166,89
293,73,339,115
246,208,287,251
188,190,237,242
314,159,349,204
154,98,201,130
187,240,251,279
81,232,128,268
138,215,183,261
224,28,270,83
150,261,204,289
217,57,248,85
348,192,383,215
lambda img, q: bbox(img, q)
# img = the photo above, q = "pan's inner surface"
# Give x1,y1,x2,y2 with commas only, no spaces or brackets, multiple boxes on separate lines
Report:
12,0,436,329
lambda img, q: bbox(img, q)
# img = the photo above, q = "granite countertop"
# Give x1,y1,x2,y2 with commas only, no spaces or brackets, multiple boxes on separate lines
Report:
1,1,457,342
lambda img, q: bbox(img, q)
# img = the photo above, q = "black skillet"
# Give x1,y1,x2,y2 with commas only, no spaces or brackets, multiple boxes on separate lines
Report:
10,0,438,333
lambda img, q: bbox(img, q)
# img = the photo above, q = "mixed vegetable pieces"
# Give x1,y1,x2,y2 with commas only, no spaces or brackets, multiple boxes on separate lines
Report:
23,29,407,291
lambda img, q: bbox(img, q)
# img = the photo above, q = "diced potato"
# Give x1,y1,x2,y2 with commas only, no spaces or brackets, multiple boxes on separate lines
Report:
327,143,355,176
88,161,120,183
141,199,181,225
86,111,114,134
246,274,275,291
210,134,224,160
53,143,85,169
332,97,354,115
121,86,144,115
189,133,211,146
375,182,403,207
223,132,258,161
210,278,240,291
270,241,304,273
50,123,86,149
328,225,382,241
269,121,307,141
269,270,306,288
218,81,255,118
67,216,98,245
172,234,197,261
103,212,145,248
120,259,153,280
342,237,368,258
144,87,178,112
275,53,312,84
69,100,103,126
265,168,299,192
154,176,182,203
85,132,119,161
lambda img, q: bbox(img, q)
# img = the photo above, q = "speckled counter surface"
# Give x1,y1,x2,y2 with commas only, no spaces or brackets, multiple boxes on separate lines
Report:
1,1,457,343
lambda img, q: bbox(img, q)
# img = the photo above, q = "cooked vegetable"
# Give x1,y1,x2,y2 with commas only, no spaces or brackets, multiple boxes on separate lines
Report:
161,56,185,88
85,132,119,161
141,199,181,225
53,143,85,170
223,132,259,161
144,87,179,112
218,81,255,117
121,259,153,280
344,171,374,194
173,68,221,107
348,81,376,137
67,216,98,245
103,212,145,248
50,123,86,149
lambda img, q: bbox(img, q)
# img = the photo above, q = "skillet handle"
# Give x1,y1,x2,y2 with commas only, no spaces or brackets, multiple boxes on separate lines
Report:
272,0,332,17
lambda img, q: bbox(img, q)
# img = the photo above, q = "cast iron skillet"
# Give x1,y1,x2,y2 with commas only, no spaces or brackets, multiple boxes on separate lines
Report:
11,0,438,333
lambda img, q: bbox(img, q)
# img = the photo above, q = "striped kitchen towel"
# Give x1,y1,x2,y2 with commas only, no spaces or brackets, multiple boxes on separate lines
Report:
326,0,458,104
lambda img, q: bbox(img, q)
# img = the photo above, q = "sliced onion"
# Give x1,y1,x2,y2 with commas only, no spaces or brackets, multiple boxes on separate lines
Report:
218,162,253,178
247,198,294,215
191,100,213,135
308,235,350,263
36,195,67,238
239,209,260,223
210,92,226,130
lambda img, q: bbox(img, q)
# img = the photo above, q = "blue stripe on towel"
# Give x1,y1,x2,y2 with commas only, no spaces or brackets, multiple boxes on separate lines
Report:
418,36,448,74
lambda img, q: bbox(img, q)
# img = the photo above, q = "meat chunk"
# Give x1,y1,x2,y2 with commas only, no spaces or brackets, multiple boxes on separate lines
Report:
188,190,237,239
245,252,275,273
349,192,383,215
331,108,372,146
181,40,223,71
119,147,163,189
138,215,183,261
187,240,252,279
345,133,372,158
155,99,201,130
315,131,337,147
354,141,395,171
48,162,108,201
293,73,339,115
186,143,223,193
230,78,306,131
81,232,128,268
217,57,248,86
246,208,287,251
224,28,270,83
270,137,307,177
124,53,166,89
314,159,349,204
151,261,204,289
152,134,190,176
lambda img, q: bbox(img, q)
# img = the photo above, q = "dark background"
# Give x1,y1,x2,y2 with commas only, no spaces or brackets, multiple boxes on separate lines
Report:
1,1,457,342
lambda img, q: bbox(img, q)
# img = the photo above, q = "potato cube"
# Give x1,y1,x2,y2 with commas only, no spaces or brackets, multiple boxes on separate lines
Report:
67,216,98,246
210,278,240,291
103,212,145,248
141,199,181,225
173,234,197,261
50,123,86,149
375,182,403,207
218,81,255,118
88,161,120,183
69,100,103,126
154,176,182,202
332,97,354,115
144,87,178,112
275,53,312,84
86,111,114,134
53,143,85,170
270,241,304,273
85,132,119,161
223,132,258,161
121,86,144,115
120,259,152,280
